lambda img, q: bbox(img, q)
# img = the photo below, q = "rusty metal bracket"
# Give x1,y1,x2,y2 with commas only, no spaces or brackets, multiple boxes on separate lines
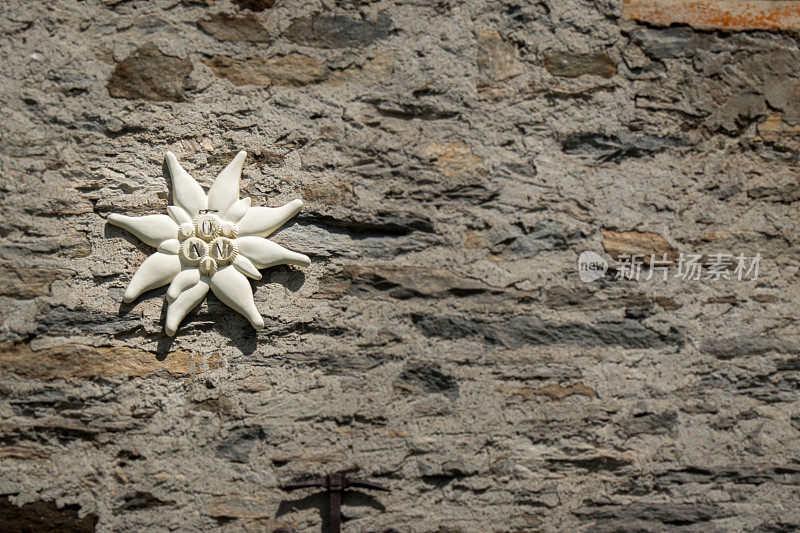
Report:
281,472,389,533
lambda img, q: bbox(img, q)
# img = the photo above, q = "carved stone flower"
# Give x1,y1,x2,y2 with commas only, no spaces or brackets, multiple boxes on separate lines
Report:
108,151,310,336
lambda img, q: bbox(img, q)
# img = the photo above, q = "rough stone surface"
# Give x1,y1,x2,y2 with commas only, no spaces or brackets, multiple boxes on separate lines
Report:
602,229,678,264
476,29,524,86
0,496,98,532
206,55,325,87
284,13,392,48
624,0,800,31
231,0,274,11
106,44,194,102
543,50,616,78
1,0,800,532
198,13,269,42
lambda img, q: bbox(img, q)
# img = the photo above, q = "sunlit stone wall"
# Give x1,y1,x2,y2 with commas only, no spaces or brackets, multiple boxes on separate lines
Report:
2,0,799,530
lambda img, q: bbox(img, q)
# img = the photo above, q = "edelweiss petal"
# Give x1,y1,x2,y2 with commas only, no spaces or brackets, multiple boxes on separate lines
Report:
237,236,311,268
167,205,193,225
209,266,264,330
108,214,178,248
166,151,207,217
167,268,201,301
165,279,209,336
224,197,251,223
237,199,304,237
123,252,181,303
158,239,180,255
232,254,262,280
207,150,245,213
109,150,310,335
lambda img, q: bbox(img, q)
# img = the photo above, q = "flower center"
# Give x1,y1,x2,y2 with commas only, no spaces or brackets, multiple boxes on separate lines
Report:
209,237,237,264
178,214,238,275
195,213,221,241
199,256,218,277
180,237,207,264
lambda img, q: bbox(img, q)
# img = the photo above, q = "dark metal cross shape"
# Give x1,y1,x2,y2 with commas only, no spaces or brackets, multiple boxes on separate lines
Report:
281,472,389,533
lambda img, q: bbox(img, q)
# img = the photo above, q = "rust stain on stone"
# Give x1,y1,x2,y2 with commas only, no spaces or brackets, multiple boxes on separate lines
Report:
464,230,484,249
424,140,483,178
623,0,800,31
655,296,682,310
205,55,325,87
602,229,678,264
506,382,597,400
757,114,800,141
0,343,218,380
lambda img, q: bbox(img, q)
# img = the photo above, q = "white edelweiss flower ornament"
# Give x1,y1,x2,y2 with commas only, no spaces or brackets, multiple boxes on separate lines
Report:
108,151,311,336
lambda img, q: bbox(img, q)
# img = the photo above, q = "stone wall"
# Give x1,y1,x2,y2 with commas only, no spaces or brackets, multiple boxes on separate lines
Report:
2,0,800,531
